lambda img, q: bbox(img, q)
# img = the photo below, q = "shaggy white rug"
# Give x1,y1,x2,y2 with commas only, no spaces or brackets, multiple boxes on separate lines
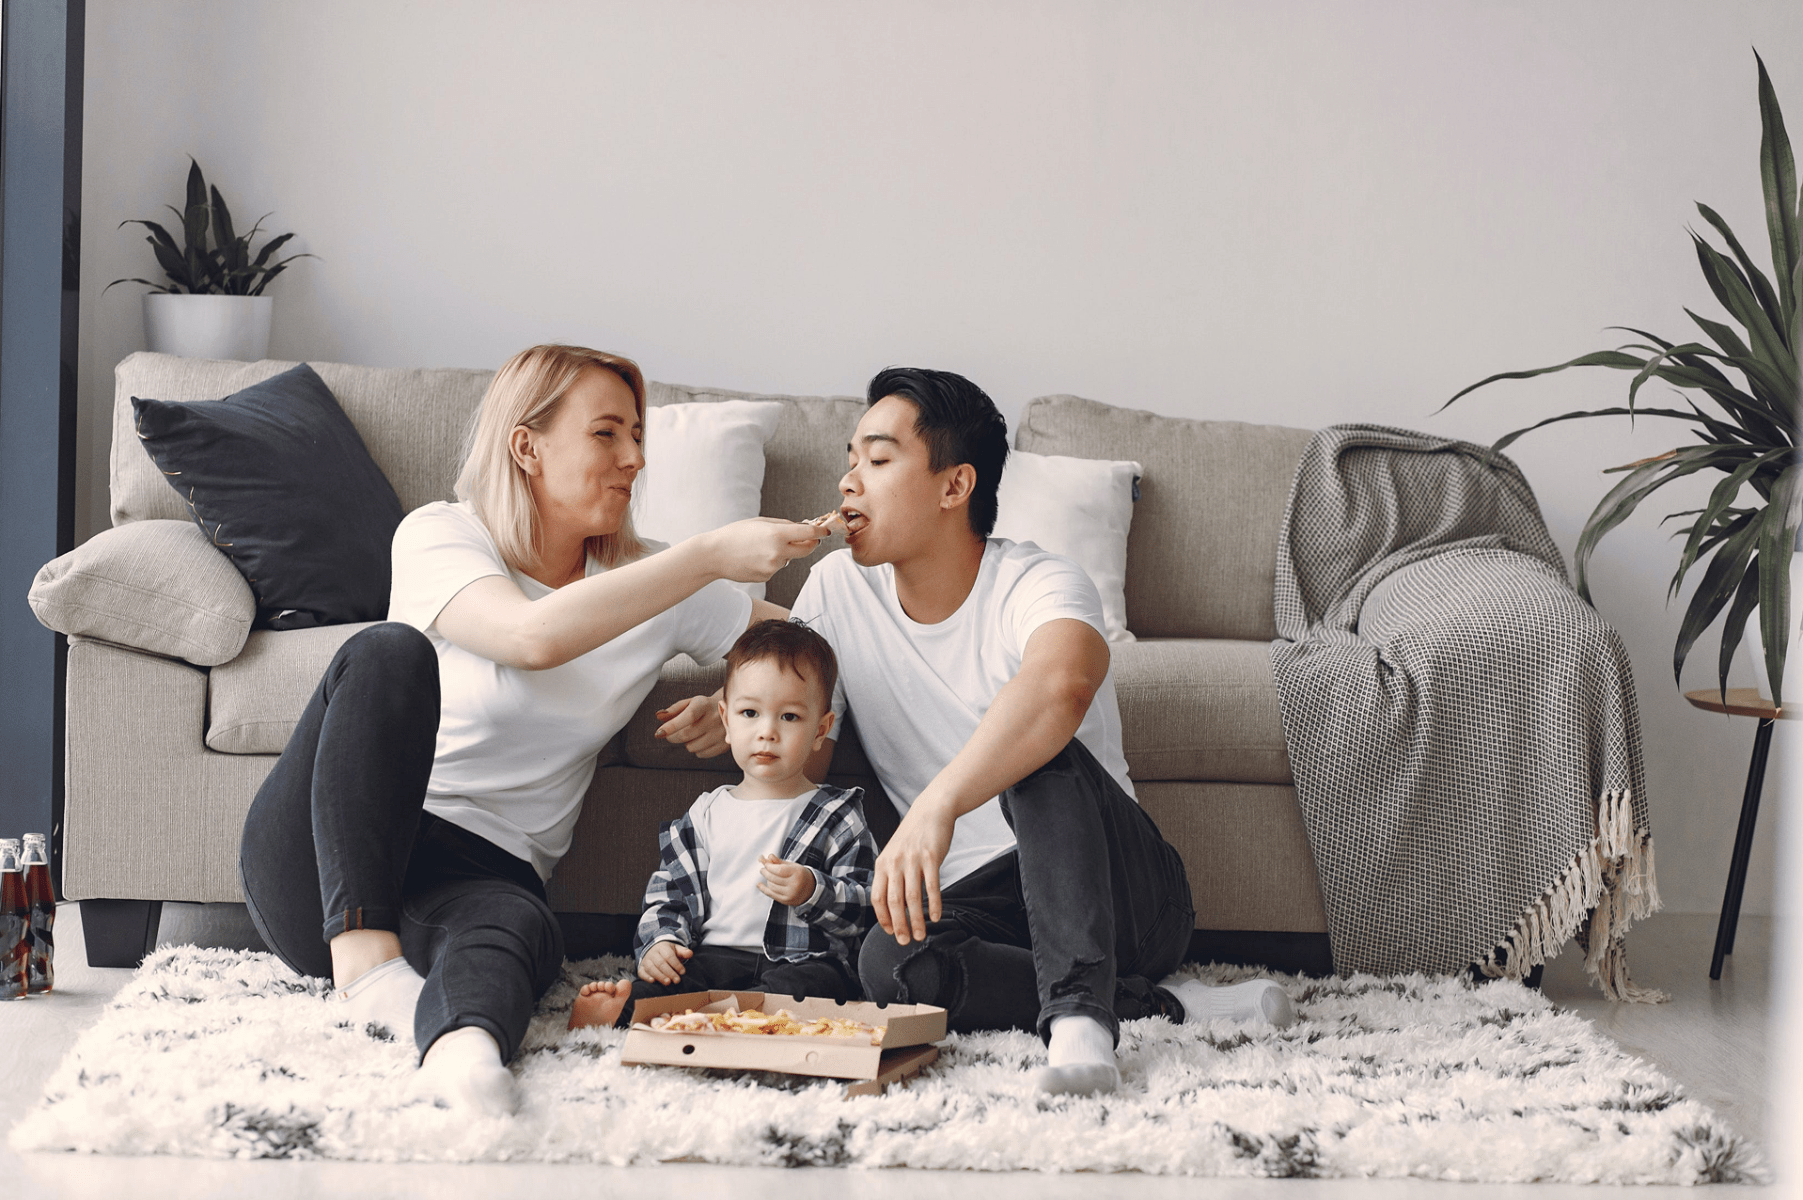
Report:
8,945,1766,1184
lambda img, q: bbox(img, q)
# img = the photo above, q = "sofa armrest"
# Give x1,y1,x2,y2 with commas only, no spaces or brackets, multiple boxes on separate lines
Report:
29,519,255,666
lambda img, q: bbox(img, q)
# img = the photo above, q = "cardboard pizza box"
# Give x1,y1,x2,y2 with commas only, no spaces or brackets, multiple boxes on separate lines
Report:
619,990,947,1093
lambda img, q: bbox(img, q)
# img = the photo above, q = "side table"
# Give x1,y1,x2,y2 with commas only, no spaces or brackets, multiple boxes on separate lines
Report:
1683,687,1794,980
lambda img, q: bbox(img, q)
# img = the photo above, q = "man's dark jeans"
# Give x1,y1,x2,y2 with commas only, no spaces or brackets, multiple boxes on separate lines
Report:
238,623,565,1063
859,737,1194,1043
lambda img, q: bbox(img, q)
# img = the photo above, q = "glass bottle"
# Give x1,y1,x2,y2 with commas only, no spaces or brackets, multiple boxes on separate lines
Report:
21,834,54,993
1,839,27,1001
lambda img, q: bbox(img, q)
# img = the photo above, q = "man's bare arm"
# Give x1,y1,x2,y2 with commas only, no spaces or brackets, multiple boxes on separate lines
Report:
870,618,1110,943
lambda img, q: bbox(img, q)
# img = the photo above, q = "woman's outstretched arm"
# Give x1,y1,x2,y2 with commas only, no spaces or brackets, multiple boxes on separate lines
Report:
435,518,821,670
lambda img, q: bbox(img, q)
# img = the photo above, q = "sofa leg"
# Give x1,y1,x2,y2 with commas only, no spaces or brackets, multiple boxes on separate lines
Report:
81,899,164,968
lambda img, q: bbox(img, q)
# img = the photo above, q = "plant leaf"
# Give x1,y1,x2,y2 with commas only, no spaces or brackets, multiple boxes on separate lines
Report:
1673,512,1764,686
1718,557,1762,703
1573,446,1752,601
1489,405,1727,453
1693,234,1798,399
210,185,243,274
1676,448,1791,589
250,231,294,269
1669,509,1755,600
1697,202,1786,336
1440,350,1650,411
1757,51,1799,332
101,277,171,294
184,158,206,221
1756,458,1801,705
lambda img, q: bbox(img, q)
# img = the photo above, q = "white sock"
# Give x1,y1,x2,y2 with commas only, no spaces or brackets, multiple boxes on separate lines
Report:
1035,1014,1119,1096
335,955,425,1043
1160,976,1296,1028
409,1026,518,1117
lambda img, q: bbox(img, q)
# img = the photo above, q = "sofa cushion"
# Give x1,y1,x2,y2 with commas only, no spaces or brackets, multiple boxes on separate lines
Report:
1015,396,1313,640
113,353,493,526
649,383,865,608
206,623,378,753
29,520,255,666
1113,638,1292,784
618,641,1287,786
205,624,635,765
132,364,406,629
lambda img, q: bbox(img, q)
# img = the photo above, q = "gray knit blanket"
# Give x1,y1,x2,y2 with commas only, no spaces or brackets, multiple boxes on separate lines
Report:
1270,424,1661,1001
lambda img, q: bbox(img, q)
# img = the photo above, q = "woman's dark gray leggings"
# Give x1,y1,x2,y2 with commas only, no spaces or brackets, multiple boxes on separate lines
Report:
238,622,565,1063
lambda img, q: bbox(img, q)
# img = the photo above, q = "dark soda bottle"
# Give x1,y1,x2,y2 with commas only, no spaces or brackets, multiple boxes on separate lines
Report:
1,839,26,1001
22,833,53,993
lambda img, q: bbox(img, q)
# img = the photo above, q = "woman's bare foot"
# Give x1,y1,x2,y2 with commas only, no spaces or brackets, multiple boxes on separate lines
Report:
569,979,634,1030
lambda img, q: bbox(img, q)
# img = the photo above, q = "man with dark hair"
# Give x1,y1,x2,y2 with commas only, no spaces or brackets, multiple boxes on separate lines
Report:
793,368,1294,1097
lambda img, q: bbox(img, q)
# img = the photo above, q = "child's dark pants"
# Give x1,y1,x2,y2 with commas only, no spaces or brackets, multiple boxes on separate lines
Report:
618,944,858,1027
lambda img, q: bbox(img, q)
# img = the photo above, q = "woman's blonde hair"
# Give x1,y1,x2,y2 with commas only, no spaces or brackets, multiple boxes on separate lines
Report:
455,344,649,573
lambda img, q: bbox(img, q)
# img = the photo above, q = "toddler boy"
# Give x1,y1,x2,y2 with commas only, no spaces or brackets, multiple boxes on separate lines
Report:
570,619,876,1029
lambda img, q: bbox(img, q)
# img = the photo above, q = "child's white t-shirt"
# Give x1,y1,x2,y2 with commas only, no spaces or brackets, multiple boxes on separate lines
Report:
388,501,752,880
789,539,1134,888
687,784,820,951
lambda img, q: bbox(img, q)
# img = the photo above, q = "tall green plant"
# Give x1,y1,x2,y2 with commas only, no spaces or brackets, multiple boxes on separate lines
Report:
1445,52,1801,707
106,158,311,296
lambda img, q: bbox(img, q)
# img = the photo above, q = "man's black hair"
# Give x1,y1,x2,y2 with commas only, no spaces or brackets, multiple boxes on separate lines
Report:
866,366,1010,538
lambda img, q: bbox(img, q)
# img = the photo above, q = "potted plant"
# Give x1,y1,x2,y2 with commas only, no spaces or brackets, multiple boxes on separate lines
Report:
1446,52,1800,707
107,158,312,361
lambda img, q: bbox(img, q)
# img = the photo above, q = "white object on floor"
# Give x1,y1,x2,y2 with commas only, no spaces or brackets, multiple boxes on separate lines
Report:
334,954,425,1045
409,1026,517,1118
8,946,1767,1183
1035,1013,1118,1095
1161,974,1296,1028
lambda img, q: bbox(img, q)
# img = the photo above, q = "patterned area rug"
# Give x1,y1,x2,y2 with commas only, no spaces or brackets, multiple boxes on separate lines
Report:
7,945,1765,1183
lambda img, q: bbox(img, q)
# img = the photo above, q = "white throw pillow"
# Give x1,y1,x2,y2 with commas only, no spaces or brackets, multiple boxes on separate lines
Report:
991,449,1141,643
633,400,785,597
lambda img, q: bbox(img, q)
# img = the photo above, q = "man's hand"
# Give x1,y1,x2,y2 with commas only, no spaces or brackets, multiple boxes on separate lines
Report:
655,691,728,757
638,940,693,985
871,795,957,945
757,854,817,906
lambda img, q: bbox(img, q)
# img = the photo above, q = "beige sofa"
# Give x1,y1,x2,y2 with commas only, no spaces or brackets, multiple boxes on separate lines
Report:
37,353,1328,968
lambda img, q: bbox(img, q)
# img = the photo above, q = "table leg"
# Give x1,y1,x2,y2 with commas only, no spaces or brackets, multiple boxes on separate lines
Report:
1710,717,1773,980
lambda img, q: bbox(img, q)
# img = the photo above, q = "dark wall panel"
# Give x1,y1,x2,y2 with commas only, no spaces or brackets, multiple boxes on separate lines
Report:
0,0,85,867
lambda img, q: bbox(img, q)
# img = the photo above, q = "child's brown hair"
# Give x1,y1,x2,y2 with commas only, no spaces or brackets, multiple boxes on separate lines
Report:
724,619,838,711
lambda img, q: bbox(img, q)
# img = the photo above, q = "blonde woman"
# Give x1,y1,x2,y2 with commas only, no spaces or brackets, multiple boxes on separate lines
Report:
238,345,823,1114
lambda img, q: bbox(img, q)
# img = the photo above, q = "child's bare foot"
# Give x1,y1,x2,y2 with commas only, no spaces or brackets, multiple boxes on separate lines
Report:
569,979,634,1030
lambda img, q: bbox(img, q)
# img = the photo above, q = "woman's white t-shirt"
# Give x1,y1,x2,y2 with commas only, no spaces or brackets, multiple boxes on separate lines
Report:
789,539,1134,888
388,501,752,880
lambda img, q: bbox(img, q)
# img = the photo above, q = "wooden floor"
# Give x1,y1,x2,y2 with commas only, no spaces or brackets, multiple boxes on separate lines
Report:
0,903,1778,1198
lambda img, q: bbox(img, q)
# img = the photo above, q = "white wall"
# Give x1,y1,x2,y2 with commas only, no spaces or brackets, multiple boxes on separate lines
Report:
78,0,1802,916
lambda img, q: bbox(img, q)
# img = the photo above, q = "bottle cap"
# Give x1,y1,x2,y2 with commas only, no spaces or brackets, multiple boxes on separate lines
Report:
21,833,45,847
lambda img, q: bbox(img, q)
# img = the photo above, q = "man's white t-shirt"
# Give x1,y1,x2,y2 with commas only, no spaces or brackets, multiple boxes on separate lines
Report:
388,501,752,881
789,539,1134,888
684,784,819,951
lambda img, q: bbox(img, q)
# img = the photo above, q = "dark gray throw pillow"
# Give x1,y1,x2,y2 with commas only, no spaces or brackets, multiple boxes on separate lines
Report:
131,363,405,630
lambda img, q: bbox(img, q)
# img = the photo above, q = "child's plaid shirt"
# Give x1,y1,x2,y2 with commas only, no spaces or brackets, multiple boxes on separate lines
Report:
634,784,877,971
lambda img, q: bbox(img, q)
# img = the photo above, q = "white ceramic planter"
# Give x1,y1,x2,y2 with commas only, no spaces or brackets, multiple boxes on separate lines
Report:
144,293,273,361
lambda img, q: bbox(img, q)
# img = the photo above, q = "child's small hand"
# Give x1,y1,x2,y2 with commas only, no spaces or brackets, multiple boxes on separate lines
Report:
639,940,693,985
757,854,817,906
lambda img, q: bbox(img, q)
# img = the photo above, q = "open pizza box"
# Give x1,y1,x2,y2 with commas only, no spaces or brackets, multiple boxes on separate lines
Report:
619,990,948,1098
